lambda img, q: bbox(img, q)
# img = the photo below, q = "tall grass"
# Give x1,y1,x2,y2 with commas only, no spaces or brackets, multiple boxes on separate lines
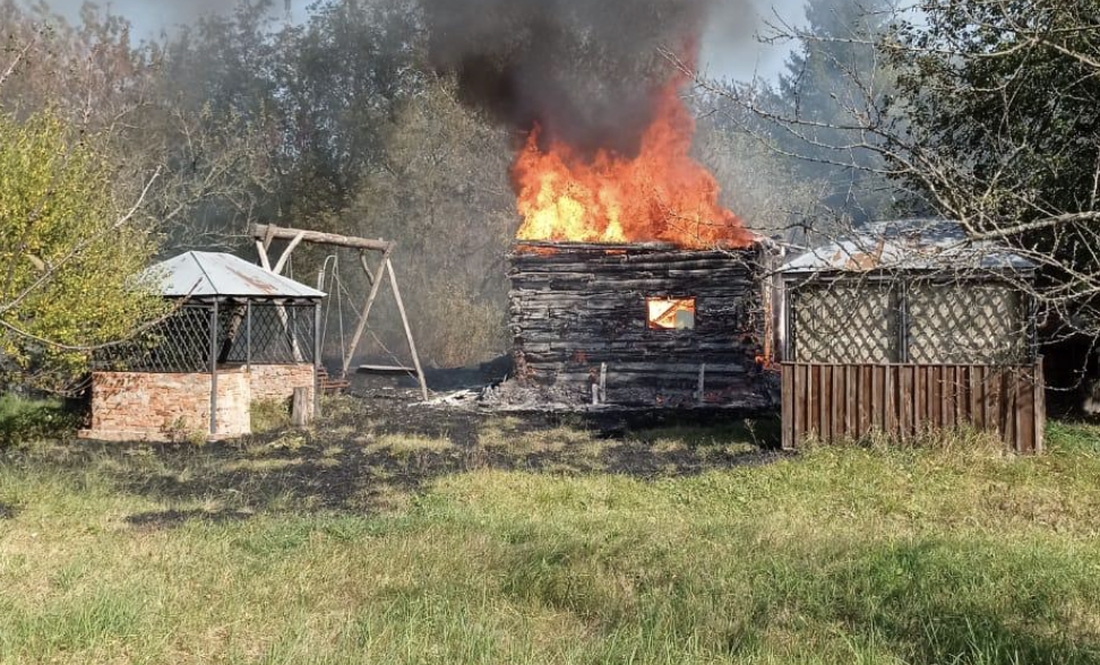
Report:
1,421,1099,663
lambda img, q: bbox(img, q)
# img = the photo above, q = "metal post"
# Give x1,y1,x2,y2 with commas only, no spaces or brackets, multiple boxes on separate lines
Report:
314,300,323,418
210,300,219,437
245,300,252,372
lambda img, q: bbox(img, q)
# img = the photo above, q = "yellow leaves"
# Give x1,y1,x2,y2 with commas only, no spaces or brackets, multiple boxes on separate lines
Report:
0,110,164,389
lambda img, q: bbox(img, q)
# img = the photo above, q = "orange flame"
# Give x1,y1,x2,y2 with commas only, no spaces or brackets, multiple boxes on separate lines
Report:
513,78,755,249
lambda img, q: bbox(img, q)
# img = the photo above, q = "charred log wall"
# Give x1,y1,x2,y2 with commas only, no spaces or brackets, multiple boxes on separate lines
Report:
509,241,771,406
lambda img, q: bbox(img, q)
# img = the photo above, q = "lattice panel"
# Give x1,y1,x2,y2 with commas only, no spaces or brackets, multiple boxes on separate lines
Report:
908,282,1027,364
790,282,898,363
788,277,1032,366
97,302,316,373
222,304,316,365
98,306,213,373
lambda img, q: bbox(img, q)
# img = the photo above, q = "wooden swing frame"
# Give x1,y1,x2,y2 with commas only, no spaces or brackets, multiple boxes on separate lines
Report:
251,224,429,400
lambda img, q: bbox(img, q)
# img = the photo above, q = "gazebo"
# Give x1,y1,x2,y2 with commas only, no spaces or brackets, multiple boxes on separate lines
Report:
776,219,1045,452
81,251,325,442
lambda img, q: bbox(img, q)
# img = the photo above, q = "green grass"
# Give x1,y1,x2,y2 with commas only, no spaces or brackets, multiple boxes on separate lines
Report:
0,393,78,447
251,398,293,434
2,417,1100,663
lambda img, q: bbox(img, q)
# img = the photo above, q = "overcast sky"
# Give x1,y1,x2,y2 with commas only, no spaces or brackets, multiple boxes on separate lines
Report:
31,0,806,81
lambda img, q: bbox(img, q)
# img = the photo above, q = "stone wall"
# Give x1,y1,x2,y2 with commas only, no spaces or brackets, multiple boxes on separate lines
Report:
83,368,251,442
249,363,315,404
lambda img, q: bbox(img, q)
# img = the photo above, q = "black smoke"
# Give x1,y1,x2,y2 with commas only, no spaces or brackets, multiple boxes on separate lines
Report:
421,0,747,155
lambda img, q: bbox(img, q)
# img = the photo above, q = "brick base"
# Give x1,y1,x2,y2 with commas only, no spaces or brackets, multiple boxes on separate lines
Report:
81,364,315,443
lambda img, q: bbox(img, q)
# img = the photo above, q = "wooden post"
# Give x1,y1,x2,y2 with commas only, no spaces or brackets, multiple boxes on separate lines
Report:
292,387,313,428
599,363,607,404
273,231,306,275
314,300,323,419
252,224,392,252
697,363,707,405
255,240,272,271
386,259,429,401
341,248,392,376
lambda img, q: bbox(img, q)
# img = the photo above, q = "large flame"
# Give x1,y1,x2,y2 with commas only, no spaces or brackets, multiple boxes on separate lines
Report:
513,78,755,249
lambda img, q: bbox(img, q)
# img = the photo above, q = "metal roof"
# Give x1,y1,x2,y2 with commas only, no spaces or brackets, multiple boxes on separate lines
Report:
142,251,325,299
780,219,1037,274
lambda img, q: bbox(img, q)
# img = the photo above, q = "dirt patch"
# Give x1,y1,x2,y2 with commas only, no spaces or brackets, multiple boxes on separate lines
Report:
25,393,785,523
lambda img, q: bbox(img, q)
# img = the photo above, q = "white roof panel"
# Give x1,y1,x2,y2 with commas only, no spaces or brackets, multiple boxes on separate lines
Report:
142,251,325,299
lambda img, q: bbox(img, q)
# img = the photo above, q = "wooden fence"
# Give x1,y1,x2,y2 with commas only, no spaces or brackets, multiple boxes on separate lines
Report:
780,360,1045,453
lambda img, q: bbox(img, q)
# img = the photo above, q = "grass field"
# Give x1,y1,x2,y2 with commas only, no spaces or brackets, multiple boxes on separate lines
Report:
2,401,1100,664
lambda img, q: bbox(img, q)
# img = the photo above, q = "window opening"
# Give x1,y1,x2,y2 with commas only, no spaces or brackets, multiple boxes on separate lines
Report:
647,297,696,330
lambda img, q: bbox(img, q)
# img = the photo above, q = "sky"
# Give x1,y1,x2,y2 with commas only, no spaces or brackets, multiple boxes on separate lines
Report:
31,0,807,81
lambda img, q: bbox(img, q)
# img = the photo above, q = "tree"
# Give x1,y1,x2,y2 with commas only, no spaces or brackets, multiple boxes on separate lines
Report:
1,1,277,252
0,111,165,390
337,77,516,367
704,0,1100,400
884,0,1100,398
767,0,901,228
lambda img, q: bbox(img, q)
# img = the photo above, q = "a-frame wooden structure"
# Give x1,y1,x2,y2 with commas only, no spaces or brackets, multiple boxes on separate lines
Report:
251,224,429,400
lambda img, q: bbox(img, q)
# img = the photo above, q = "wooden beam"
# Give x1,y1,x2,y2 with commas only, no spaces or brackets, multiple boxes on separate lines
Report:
252,224,394,253
272,231,306,275
386,258,429,401
255,240,272,271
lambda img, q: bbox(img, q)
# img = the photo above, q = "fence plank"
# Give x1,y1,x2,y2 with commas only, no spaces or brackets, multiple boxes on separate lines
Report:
846,365,858,439
971,365,985,429
943,366,956,430
1035,359,1046,453
902,364,910,437
832,364,844,442
885,364,897,437
781,362,1044,453
782,365,794,449
809,365,821,440
794,363,807,446
1017,365,1035,454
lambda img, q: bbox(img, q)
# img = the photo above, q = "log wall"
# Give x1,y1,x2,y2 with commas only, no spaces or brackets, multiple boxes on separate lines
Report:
509,241,771,406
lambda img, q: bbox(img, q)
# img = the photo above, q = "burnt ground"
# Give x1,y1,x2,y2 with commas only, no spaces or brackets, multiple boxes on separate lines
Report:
7,372,787,528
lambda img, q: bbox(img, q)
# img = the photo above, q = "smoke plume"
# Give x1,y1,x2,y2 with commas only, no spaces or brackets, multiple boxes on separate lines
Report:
421,0,751,155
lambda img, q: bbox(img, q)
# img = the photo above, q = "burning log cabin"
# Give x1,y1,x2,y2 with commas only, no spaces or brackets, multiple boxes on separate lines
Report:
509,241,773,407
503,65,773,407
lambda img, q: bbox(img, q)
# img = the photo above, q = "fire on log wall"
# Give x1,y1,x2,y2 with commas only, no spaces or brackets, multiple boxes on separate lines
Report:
509,241,772,407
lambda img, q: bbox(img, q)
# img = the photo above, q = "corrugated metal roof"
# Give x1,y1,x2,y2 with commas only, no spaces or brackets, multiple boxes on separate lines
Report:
142,251,325,299
780,219,1037,274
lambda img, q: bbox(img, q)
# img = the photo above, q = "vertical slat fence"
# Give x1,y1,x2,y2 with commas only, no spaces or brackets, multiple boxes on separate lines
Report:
781,360,1045,454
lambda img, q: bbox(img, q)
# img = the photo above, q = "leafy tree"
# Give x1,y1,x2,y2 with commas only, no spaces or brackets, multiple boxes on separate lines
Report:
883,0,1100,397
0,111,165,390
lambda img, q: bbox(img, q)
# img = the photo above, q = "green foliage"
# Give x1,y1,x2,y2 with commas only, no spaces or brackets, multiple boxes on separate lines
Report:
0,111,164,389
889,0,1100,223
250,398,292,434
886,0,1100,327
0,393,78,447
